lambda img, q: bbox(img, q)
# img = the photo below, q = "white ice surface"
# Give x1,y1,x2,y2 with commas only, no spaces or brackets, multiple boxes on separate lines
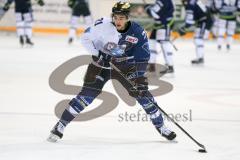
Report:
0,35,240,160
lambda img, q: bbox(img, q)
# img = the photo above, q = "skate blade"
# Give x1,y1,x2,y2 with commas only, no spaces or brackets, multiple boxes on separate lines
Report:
47,133,60,143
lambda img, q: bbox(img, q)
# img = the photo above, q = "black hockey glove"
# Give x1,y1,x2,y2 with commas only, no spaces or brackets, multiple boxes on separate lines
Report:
92,51,112,68
3,2,11,11
37,0,45,6
129,76,148,98
68,0,75,8
178,26,187,36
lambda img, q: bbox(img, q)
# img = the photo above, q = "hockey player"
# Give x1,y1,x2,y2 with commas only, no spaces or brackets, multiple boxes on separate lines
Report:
144,0,175,74
2,0,45,46
47,2,176,142
207,0,219,38
178,0,213,64
213,0,240,50
67,0,93,44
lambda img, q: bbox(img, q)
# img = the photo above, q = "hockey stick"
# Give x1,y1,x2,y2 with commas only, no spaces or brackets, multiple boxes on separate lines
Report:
109,61,207,153
170,36,178,51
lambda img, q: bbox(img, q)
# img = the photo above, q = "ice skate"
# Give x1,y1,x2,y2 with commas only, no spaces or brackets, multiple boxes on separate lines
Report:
19,36,24,46
191,58,204,64
26,37,34,46
218,45,222,50
156,125,176,141
226,44,230,51
159,65,174,74
47,122,64,143
68,38,73,44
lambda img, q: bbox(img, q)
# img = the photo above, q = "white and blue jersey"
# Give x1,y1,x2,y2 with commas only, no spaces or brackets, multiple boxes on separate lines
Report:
213,0,240,20
81,17,150,63
184,0,213,29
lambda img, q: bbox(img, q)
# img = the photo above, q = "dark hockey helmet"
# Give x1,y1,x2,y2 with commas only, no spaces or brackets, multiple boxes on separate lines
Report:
112,1,131,16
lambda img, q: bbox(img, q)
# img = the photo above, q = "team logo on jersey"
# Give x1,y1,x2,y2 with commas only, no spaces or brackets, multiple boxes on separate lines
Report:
125,36,138,44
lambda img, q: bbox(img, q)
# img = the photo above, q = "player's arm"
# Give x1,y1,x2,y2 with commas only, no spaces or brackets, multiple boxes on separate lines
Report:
80,18,120,68
178,0,195,36
125,29,150,98
125,29,150,79
144,0,163,19
2,0,14,12
185,0,196,27
80,26,99,57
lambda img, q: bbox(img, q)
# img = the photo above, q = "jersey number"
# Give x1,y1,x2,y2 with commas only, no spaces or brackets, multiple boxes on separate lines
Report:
94,18,104,26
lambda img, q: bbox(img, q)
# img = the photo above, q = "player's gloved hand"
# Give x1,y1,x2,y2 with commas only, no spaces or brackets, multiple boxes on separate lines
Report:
68,0,75,8
178,26,187,36
37,0,45,6
129,76,148,98
104,44,130,64
92,51,112,68
3,2,11,11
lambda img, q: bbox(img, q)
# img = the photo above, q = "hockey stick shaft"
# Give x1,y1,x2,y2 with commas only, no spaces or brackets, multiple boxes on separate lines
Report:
170,36,178,51
109,62,206,150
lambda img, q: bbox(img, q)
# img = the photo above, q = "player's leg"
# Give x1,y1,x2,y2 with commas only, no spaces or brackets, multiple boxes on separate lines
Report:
15,12,25,46
68,3,81,44
80,1,93,26
114,66,176,140
226,20,236,50
136,93,176,140
192,23,209,64
157,26,174,74
48,64,110,142
23,12,34,46
68,15,79,44
147,29,158,73
217,18,227,50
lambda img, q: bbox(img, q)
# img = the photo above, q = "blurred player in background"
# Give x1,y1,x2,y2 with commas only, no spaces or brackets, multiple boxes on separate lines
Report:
144,0,175,74
67,0,93,44
207,0,219,38
213,0,240,51
2,0,44,46
47,1,176,143
178,0,213,64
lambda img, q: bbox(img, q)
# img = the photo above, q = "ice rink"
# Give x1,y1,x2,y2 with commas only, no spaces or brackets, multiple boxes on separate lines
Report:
0,34,240,160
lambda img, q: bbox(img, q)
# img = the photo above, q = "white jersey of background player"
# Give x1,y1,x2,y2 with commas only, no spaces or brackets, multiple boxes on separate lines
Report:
214,0,240,50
